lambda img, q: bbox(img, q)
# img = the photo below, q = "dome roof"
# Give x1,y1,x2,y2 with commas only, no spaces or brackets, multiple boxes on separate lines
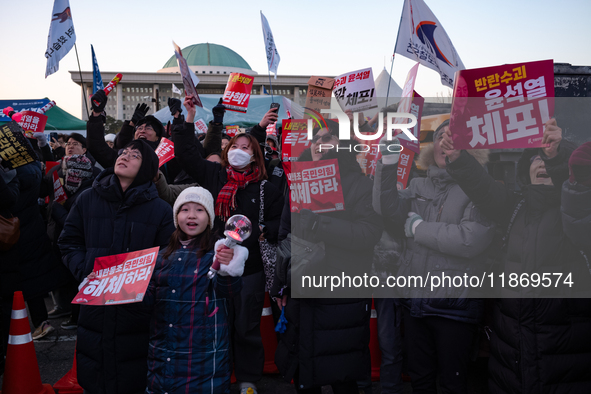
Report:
162,43,252,70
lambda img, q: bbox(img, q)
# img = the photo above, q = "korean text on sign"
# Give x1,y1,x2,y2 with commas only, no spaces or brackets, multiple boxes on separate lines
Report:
0,122,37,170
72,247,159,306
333,67,377,112
155,137,175,167
450,59,555,150
223,73,254,113
288,159,345,214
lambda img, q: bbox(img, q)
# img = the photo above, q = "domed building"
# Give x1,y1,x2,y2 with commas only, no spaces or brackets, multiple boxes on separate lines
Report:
70,43,316,121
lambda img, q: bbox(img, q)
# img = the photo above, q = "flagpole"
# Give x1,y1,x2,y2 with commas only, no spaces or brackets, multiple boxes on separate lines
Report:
267,70,274,103
74,43,90,120
385,0,407,107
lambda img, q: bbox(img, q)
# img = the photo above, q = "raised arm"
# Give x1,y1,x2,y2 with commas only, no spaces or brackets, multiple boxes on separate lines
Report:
86,90,118,168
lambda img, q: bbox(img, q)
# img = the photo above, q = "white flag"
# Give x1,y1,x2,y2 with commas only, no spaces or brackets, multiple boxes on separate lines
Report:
45,0,76,78
172,83,182,95
260,11,280,79
394,0,464,88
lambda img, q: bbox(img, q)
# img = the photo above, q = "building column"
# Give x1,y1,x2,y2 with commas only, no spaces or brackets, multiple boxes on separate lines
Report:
81,83,88,121
260,84,265,95
293,85,300,102
153,83,159,113
117,83,123,120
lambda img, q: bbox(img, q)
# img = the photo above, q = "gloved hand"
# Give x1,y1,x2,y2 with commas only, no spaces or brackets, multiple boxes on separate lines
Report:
299,209,320,234
168,98,182,117
33,132,47,147
90,90,107,113
212,98,226,124
404,212,423,238
131,103,149,125
379,136,402,165
569,141,591,187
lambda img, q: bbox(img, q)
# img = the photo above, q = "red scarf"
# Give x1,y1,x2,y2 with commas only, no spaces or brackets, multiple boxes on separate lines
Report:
215,166,260,221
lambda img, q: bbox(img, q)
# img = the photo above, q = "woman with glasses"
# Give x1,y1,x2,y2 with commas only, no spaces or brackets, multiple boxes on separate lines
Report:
58,139,175,394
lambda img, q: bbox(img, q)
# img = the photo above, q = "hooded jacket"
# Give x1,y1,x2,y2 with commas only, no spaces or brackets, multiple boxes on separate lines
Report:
58,166,174,394
446,141,591,394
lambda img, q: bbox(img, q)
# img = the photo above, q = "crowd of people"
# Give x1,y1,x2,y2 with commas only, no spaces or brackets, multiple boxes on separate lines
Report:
0,88,590,394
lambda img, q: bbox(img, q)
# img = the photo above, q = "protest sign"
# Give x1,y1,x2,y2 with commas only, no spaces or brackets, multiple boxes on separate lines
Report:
0,122,37,169
52,170,67,204
266,122,277,136
450,59,554,150
0,99,51,122
17,111,48,138
73,247,159,306
195,118,208,134
223,73,254,113
281,119,311,160
333,68,377,112
304,76,335,118
173,41,203,107
396,150,415,189
288,159,345,213
155,137,174,167
225,125,240,137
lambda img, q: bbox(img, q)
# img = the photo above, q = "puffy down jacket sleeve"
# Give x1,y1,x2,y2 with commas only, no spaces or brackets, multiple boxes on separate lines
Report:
57,190,88,282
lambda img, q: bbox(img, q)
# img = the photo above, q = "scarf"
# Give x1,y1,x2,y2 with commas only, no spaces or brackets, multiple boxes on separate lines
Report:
64,155,93,194
215,166,260,221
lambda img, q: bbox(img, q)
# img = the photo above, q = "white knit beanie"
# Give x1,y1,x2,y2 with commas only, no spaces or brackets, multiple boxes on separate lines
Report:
104,133,116,143
173,187,215,229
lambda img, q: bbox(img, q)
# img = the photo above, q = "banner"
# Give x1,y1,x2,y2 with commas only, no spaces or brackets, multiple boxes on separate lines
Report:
52,170,67,204
394,0,464,88
450,59,554,150
45,0,76,78
155,137,175,167
289,159,345,213
225,125,240,137
172,41,203,107
91,44,103,94
333,67,378,112
194,118,208,134
260,11,280,78
222,73,254,113
0,122,37,169
73,247,159,305
17,111,48,138
0,99,51,122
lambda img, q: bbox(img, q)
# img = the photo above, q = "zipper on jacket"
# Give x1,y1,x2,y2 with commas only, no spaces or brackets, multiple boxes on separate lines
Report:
126,223,134,252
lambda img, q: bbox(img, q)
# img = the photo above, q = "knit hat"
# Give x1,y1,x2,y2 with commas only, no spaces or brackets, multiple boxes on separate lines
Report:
135,115,164,140
569,141,591,186
173,187,215,228
123,139,159,190
64,155,93,194
105,133,116,143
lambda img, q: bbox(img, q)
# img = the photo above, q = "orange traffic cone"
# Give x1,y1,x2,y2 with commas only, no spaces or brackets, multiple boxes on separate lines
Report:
1,291,55,394
52,350,83,394
369,299,381,382
260,292,278,374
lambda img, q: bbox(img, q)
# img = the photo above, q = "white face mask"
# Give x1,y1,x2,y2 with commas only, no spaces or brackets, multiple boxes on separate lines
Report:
227,149,253,169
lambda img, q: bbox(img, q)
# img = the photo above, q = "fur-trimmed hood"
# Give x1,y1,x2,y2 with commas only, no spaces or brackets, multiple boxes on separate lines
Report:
417,143,489,169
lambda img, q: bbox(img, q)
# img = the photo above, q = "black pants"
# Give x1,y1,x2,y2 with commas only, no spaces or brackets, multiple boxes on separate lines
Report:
403,307,476,394
27,295,48,328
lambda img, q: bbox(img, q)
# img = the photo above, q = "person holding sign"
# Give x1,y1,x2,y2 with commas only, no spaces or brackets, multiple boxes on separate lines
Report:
174,94,283,394
443,120,591,393
58,139,174,394
373,120,494,394
144,187,246,394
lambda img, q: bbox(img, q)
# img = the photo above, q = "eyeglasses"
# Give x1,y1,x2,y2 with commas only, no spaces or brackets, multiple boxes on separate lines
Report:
311,133,335,143
136,125,154,132
119,150,142,160
66,141,82,148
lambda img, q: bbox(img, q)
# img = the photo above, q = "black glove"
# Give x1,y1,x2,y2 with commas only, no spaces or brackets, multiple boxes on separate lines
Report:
168,98,182,116
91,90,107,113
212,98,226,124
131,103,149,125
299,209,320,233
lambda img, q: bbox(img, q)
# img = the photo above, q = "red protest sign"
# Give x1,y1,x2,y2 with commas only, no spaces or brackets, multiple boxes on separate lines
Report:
223,73,254,113
396,150,415,189
225,125,240,137
288,159,345,213
281,119,312,162
52,170,67,204
266,122,277,136
450,59,554,150
17,111,48,138
155,137,175,167
72,247,159,306
195,118,208,134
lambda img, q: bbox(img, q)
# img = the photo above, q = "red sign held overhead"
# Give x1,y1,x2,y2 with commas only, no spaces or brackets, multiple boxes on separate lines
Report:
450,59,554,150
225,125,240,138
155,137,175,167
288,159,345,213
17,111,48,138
73,247,159,306
223,73,254,113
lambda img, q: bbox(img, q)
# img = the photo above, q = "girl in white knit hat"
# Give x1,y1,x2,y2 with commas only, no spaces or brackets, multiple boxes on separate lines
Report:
145,186,248,394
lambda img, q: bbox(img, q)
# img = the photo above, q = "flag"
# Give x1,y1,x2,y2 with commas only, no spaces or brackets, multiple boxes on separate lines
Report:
172,83,182,95
260,11,280,79
45,0,76,78
91,45,103,94
394,0,464,88
262,86,269,95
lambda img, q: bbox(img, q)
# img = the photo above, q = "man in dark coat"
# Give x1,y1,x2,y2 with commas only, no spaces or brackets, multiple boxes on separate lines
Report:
58,138,175,394
442,119,591,393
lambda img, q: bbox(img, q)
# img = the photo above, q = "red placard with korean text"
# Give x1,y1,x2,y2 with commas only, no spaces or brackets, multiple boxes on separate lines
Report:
195,119,208,134
288,159,345,213
396,150,415,189
72,247,159,306
155,137,175,167
450,59,554,150
0,122,37,169
17,111,48,138
225,125,240,137
52,170,67,204
223,73,254,113
281,119,312,176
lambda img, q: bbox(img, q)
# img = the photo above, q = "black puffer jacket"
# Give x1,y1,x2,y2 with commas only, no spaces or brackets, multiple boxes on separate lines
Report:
58,169,175,394
447,142,591,394
275,148,382,389
173,121,284,276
